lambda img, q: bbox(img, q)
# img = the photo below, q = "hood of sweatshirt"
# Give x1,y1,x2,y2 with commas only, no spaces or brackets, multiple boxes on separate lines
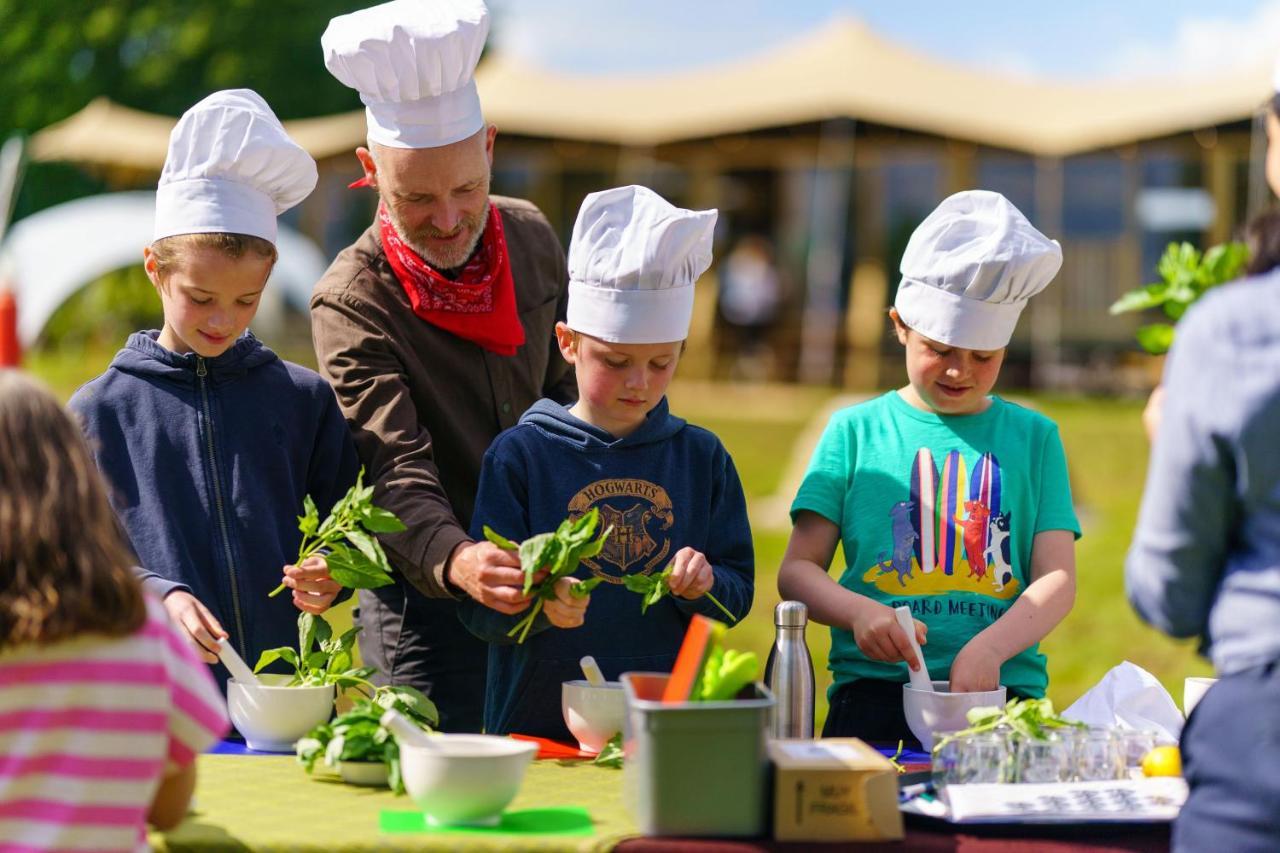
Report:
110,330,279,386
519,397,685,450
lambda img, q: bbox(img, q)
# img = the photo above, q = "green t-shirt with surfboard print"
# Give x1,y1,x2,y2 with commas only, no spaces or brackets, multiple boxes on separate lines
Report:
791,391,1081,699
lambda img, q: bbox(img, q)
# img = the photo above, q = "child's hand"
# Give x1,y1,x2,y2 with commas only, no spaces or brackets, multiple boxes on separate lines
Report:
849,600,927,670
949,637,1003,692
543,577,590,629
667,547,713,600
280,555,343,614
163,590,227,664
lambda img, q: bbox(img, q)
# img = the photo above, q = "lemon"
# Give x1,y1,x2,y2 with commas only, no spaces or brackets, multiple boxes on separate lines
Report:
1141,745,1182,777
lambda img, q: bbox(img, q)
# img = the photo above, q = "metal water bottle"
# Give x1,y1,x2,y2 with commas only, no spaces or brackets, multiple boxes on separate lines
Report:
764,600,815,738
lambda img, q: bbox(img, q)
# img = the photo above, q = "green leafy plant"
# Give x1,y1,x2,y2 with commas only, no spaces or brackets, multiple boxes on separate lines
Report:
931,696,1086,754
269,467,406,597
593,732,624,769
623,564,737,623
482,509,613,644
295,685,439,794
1109,240,1249,354
692,642,759,702
253,611,376,691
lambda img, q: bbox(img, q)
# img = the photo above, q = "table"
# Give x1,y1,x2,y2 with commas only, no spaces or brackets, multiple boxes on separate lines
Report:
151,749,1172,852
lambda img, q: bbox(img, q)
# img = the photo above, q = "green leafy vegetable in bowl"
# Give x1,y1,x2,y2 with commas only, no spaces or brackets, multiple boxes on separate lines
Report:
1109,240,1249,354
931,696,1085,754
254,611,376,692
270,467,406,597
296,685,438,793
692,642,759,702
482,509,612,644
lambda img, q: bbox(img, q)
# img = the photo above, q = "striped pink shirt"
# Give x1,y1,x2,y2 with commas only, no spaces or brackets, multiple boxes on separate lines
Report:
0,596,228,853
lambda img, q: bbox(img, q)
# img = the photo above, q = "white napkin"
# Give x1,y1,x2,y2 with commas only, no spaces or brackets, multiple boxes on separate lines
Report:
1062,661,1184,744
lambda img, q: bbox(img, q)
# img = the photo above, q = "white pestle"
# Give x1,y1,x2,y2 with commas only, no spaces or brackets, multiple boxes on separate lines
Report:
894,606,934,692
380,709,435,749
216,638,262,687
579,655,606,686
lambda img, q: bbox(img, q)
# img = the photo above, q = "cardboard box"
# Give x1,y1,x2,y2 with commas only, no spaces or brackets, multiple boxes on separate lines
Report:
769,738,905,842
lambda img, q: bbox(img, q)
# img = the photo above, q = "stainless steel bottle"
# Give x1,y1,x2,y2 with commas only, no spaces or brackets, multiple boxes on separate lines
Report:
764,600,815,738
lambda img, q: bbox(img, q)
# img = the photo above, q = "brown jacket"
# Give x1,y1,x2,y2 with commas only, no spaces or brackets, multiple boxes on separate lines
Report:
311,196,575,598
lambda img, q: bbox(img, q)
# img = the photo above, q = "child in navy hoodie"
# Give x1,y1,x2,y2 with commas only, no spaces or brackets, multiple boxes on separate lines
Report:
70,90,359,682
460,185,755,740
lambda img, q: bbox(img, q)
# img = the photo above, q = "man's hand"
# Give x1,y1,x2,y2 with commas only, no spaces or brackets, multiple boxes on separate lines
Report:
667,546,714,600
543,577,590,629
447,541,541,615
849,599,928,670
949,636,1004,693
163,590,227,663
280,555,342,615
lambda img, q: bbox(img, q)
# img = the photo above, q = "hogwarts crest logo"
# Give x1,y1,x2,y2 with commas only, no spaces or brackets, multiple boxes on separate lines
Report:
567,479,674,581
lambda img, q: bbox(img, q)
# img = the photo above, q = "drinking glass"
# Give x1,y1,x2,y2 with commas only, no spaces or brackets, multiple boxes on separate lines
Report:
1013,731,1073,783
958,731,1011,784
931,736,964,789
1116,729,1159,778
1073,726,1124,781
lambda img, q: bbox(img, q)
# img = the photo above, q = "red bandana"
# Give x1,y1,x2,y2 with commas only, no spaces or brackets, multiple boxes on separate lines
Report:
379,202,525,356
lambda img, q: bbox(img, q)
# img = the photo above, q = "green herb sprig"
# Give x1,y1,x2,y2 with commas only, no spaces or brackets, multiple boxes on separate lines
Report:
296,684,438,793
593,732,624,769
482,509,612,644
931,696,1086,754
1110,240,1249,354
623,564,737,623
269,467,406,597
254,611,376,691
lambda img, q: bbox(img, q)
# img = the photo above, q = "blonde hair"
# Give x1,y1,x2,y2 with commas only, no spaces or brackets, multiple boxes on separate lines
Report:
0,371,145,649
149,232,277,280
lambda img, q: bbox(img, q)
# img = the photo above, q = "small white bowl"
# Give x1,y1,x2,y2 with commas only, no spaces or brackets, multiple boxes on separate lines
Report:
1183,676,1218,717
338,760,389,787
903,680,1006,751
561,679,626,754
226,675,335,753
400,735,537,827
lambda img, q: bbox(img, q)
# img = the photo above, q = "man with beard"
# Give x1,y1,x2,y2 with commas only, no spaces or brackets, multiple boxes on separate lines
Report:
310,0,575,731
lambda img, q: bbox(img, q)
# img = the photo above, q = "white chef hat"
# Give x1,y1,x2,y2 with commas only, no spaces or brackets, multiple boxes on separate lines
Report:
895,190,1062,351
567,185,717,345
153,89,317,244
322,0,488,150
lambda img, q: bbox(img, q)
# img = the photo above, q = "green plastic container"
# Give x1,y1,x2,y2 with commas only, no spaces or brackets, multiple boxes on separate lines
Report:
620,671,775,837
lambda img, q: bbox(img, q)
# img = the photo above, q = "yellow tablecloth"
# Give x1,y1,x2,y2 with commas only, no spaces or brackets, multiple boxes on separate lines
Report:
150,754,638,852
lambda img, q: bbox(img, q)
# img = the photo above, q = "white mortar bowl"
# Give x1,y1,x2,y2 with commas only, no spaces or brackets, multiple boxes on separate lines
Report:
400,735,537,827
904,681,1006,751
226,675,335,752
562,679,626,754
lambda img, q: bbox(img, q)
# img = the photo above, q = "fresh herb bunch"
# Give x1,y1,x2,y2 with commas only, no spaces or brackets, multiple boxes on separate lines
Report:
295,685,439,794
623,564,737,623
269,467,406,597
931,696,1086,754
1109,240,1249,354
482,509,613,644
593,732,624,769
253,611,376,691
692,643,758,701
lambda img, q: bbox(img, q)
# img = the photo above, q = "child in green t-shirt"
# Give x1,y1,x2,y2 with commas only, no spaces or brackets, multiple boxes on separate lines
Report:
780,190,1081,744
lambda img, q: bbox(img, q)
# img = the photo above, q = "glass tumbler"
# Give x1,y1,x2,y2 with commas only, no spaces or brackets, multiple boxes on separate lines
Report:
958,732,1011,784
1073,726,1125,781
1013,731,1073,783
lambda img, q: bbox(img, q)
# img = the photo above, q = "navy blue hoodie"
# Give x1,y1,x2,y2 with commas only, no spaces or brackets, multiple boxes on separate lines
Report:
69,331,359,680
459,398,754,740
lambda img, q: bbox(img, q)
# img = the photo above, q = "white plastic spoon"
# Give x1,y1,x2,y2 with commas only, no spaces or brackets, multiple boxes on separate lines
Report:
380,709,435,749
216,638,261,687
894,606,934,692
580,655,606,686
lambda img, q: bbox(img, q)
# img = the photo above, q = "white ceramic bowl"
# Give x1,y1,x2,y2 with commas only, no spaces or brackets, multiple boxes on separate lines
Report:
338,760,389,787
561,679,626,754
226,675,335,752
400,735,537,827
1183,676,1218,717
903,681,1006,751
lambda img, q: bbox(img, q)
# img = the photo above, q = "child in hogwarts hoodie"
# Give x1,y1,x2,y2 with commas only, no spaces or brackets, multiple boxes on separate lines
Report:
69,90,359,683
460,185,755,741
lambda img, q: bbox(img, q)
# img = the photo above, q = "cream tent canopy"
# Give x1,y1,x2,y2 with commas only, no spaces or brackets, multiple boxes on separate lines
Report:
29,17,1273,168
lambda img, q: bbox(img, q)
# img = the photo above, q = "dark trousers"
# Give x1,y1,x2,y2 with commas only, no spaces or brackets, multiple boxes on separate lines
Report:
356,581,487,733
823,678,1031,747
1176,661,1280,853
